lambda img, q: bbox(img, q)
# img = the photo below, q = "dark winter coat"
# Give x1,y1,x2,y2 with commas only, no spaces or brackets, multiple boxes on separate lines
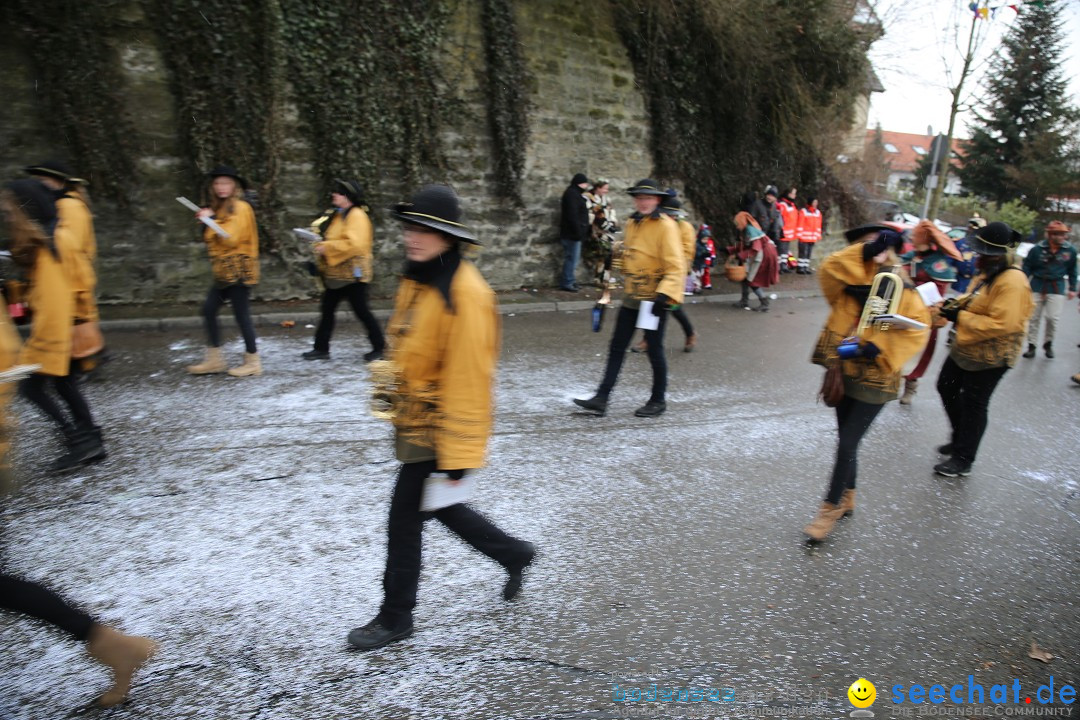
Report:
559,184,590,242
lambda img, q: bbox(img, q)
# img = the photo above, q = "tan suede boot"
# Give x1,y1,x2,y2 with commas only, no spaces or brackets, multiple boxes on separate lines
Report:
899,378,918,405
185,347,226,375
840,488,856,516
228,352,262,377
803,501,845,541
85,624,158,707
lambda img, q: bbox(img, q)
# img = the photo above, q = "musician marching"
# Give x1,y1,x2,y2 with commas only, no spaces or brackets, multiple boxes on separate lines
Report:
805,226,930,542
185,165,261,377
301,179,385,362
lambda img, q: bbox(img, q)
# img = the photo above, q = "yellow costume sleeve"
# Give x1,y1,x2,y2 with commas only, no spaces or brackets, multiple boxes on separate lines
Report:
954,270,1033,345
655,217,686,304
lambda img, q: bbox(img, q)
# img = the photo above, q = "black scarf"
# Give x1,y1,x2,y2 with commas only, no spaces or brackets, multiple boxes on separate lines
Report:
403,245,461,310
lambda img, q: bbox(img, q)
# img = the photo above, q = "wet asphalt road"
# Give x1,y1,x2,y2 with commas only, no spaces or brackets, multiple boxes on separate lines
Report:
0,296,1077,720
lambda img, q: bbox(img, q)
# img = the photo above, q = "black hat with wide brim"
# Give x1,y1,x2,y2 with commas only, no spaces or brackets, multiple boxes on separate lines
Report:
391,184,478,244
843,224,896,244
969,221,1021,256
332,178,365,205
660,196,682,215
206,164,249,190
627,179,668,196
24,160,87,185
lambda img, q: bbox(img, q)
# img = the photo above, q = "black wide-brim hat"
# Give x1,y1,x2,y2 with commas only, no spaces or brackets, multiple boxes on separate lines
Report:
969,221,1021,256
24,160,87,185
333,178,365,205
843,224,896,244
206,164,248,190
391,184,478,244
661,196,682,214
627,179,668,196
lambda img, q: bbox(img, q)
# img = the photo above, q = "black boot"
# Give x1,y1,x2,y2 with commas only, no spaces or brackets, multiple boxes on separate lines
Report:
1022,343,1036,359
573,394,608,416
1044,342,1054,359
503,542,536,601
346,618,413,650
634,400,667,417
51,426,107,473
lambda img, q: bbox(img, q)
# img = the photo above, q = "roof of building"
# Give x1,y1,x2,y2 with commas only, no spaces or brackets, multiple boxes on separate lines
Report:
864,130,965,174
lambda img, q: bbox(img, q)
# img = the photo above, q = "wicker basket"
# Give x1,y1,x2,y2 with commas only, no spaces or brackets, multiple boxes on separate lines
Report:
724,256,747,283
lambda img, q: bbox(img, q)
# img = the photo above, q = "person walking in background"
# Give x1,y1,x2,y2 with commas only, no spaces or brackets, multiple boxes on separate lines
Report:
934,222,1033,477
558,172,591,291
776,187,799,274
347,185,535,651
897,221,964,405
730,210,780,312
583,178,619,289
1021,220,1077,360
302,179,385,362
661,193,697,351
24,161,106,372
186,165,262,377
804,227,929,542
795,196,822,274
2,180,106,472
574,179,684,418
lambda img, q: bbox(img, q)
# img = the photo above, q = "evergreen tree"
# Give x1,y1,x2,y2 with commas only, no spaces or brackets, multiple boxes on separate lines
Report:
958,0,1080,210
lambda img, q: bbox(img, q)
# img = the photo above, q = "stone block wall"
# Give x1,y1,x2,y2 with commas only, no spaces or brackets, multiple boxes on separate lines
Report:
0,0,653,303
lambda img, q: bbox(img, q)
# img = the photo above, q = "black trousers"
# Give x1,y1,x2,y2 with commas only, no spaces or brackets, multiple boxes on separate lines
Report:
936,357,1008,464
313,282,385,353
203,284,257,354
378,460,529,630
671,307,694,339
825,395,884,505
598,305,668,402
0,572,94,641
20,365,95,430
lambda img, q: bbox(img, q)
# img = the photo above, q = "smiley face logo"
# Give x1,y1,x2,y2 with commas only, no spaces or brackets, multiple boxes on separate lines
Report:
848,678,876,708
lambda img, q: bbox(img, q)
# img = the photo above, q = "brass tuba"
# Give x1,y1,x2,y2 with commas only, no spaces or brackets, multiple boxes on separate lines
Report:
857,271,903,335
369,358,403,420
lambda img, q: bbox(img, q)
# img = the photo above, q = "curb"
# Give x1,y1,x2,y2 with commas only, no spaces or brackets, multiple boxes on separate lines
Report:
97,289,825,333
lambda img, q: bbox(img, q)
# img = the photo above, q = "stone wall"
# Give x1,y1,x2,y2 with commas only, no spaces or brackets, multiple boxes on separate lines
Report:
0,0,651,303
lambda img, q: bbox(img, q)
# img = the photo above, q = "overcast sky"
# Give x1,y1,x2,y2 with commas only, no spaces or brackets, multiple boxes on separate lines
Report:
865,0,1080,138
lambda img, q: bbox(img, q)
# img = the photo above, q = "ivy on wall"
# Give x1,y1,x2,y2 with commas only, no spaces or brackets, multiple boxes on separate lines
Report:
5,0,139,204
280,0,455,200
478,0,531,204
611,0,871,225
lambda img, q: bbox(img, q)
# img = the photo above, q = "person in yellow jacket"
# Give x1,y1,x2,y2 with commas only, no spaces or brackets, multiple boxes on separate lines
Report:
932,222,1034,477
24,161,105,371
186,165,261,377
0,300,157,707
302,179,385,362
2,180,106,472
805,226,931,541
347,184,535,651
574,179,684,418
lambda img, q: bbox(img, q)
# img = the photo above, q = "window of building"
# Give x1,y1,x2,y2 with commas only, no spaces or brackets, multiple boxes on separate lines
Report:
913,146,926,155
884,143,899,153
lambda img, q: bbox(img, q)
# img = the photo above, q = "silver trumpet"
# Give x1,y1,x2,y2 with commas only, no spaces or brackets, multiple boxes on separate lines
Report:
857,270,903,335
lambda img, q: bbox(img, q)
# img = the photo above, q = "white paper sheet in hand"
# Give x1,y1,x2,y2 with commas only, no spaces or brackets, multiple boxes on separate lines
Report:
420,475,477,512
915,282,943,307
636,301,660,331
292,228,321,243
871,314,928,330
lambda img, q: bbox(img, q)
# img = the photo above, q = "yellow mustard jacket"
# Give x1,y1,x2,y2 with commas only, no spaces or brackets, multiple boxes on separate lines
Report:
316,207,373,285
620,213,685,308
56,194,99,322
18,242,75,377
0,303,20,485
677,219,695,274
949,267,1033,371
386,259,499,470
812,243,930,403
204,198,259,286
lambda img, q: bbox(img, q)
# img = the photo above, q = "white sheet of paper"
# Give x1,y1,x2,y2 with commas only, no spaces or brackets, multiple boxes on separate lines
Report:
1016,242,1035,259
872,313,929,330
420,475,477,512
176,197,230,238
636,301,660,331
915,282,943,307
292,228,321,243
0,364,42,385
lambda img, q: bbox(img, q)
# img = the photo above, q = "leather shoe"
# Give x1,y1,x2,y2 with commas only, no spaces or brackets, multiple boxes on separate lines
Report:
347,619,413,650
503,543,536,601
573,395,608,415
302,349,330,360
634,400,666,417
933,457,972,477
